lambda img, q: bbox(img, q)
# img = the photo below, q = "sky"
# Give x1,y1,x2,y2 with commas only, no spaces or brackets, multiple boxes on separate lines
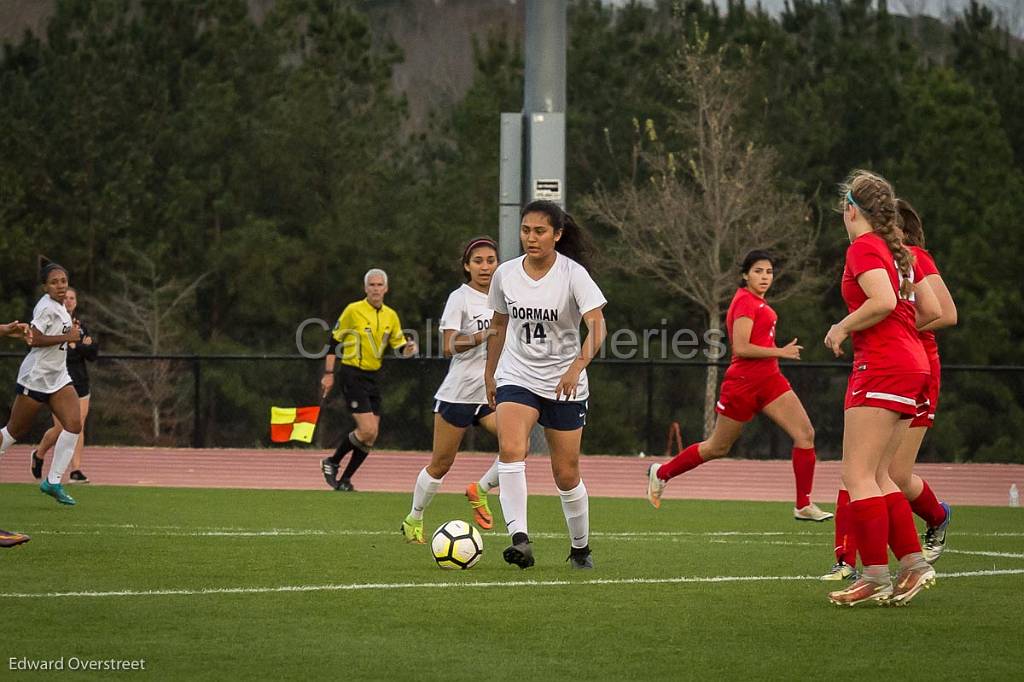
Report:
609,1,1024,36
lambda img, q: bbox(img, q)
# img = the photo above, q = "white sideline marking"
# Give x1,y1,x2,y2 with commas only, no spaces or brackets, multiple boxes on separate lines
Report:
946,549,1024,559
707,539,1024,560
2,569,1021,601
28,528,807,539
42,523,1024,539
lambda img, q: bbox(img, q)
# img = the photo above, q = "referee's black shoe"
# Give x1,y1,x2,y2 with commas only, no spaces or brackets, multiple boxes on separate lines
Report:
320,458,339,490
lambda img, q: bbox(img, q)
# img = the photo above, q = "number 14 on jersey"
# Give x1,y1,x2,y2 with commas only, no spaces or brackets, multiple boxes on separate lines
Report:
522,323,547,344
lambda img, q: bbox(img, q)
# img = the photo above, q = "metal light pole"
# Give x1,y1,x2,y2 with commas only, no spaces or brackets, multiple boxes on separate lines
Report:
497,1,568,455
498,0,567,262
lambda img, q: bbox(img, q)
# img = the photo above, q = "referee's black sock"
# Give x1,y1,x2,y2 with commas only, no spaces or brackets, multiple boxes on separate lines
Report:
329,441,353,466
339,448,368,481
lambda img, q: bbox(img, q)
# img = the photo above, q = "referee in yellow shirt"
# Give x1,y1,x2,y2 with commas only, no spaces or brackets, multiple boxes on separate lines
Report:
320,268,417,491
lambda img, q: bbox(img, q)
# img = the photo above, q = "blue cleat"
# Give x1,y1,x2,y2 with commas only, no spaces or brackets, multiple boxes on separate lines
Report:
40,480,76,506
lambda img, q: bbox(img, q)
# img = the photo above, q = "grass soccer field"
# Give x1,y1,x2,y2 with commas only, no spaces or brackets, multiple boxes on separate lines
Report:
2,483,1022,680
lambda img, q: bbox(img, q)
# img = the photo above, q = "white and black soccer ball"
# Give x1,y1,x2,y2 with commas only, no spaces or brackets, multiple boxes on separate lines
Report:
431,520,483,570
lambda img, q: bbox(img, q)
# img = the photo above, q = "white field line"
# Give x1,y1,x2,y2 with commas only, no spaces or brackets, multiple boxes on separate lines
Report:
2,569,1021,601
946,549,1024,559
27,528,808,539
27,527,1024,557
706,539,1024,560
37,523,1024,539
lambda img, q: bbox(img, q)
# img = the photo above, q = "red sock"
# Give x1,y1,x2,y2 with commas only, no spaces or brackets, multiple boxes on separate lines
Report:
850,496,889,567
791,447,816,509
657,443,704,481
884,491,922,559
909,479,947,528
834,489,857,566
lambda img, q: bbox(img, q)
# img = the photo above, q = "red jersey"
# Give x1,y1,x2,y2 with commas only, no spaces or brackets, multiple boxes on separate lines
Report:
841,232,928,374
725,287,779,378
909,245,940,358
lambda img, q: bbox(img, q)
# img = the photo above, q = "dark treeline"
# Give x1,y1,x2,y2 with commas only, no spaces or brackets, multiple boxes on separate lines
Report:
0,0,1022,461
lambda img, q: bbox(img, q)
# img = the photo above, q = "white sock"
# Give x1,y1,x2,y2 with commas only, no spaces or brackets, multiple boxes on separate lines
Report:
0,426,15,457
498,461,528,538
410,468,443,521
559,480,590,549
477,457,500,494
47,430,80,485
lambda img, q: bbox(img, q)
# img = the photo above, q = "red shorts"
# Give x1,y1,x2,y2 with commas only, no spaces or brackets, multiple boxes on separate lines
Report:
910,354,941,428
844,371,929,418
716,371,792,423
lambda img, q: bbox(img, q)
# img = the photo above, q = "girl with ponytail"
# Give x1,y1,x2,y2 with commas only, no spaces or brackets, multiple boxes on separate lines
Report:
821,170,940,606
484,200,607,569
1,262,84,507
888,199,958,561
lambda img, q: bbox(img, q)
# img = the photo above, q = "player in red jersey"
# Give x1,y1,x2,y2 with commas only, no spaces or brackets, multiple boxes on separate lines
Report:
891,200,957,559
823,170,942,607
646,250,831,521
823,200,958,580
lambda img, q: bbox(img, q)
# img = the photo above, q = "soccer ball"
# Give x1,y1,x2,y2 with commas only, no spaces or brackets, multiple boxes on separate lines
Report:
431,520,483,570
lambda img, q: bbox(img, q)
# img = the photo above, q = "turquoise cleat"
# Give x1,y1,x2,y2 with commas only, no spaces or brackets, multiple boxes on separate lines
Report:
40,480,76,506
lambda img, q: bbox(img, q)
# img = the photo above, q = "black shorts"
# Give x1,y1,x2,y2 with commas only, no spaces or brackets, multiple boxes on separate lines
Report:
73,379,90,399
433,400,494,428
14,381,73,404
494,384,588,431
337,365,381,415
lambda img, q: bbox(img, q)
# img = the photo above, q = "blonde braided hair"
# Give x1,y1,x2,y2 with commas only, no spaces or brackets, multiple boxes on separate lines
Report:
840,170,915,298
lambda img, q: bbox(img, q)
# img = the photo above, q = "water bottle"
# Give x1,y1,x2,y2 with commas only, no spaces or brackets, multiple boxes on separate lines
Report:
1011,484,1020,508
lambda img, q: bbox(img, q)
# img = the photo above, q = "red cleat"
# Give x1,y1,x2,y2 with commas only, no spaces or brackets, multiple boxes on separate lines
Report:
828,578,892,607
890,565,936,606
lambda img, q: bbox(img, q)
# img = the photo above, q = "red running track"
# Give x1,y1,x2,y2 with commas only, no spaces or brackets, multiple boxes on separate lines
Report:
1,446,1021,507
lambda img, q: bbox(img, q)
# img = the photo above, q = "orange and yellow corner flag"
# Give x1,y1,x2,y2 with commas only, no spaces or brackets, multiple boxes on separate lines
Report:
270,406,321,443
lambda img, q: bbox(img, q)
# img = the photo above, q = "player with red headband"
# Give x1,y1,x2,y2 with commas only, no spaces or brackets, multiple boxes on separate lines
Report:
824,170,942,607
646,250,831,522
401,237,503,543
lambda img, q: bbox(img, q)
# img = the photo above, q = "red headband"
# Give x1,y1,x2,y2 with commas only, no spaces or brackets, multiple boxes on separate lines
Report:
464,238,497,259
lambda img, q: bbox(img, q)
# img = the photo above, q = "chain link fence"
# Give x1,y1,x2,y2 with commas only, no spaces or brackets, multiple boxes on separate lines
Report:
1,353,1022,463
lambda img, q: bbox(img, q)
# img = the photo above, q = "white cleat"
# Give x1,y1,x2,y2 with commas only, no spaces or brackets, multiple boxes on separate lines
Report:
646,463,666,509
922,502,951,564
820,561,858,581
794,503,834,522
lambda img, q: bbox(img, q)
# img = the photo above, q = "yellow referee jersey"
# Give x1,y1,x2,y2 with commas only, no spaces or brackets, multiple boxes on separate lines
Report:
331,299,407,372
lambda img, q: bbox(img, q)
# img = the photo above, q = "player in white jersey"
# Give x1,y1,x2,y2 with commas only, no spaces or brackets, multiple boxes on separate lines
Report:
400,237,503,543
0,263,84,506
484,200,607,569
1,319,33,547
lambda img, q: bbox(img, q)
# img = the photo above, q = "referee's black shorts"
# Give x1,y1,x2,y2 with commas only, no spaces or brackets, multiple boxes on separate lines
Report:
336,365,382,415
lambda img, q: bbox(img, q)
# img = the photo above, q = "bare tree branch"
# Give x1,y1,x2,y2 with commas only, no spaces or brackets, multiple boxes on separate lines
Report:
83,248,208,445
581,34,822,436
